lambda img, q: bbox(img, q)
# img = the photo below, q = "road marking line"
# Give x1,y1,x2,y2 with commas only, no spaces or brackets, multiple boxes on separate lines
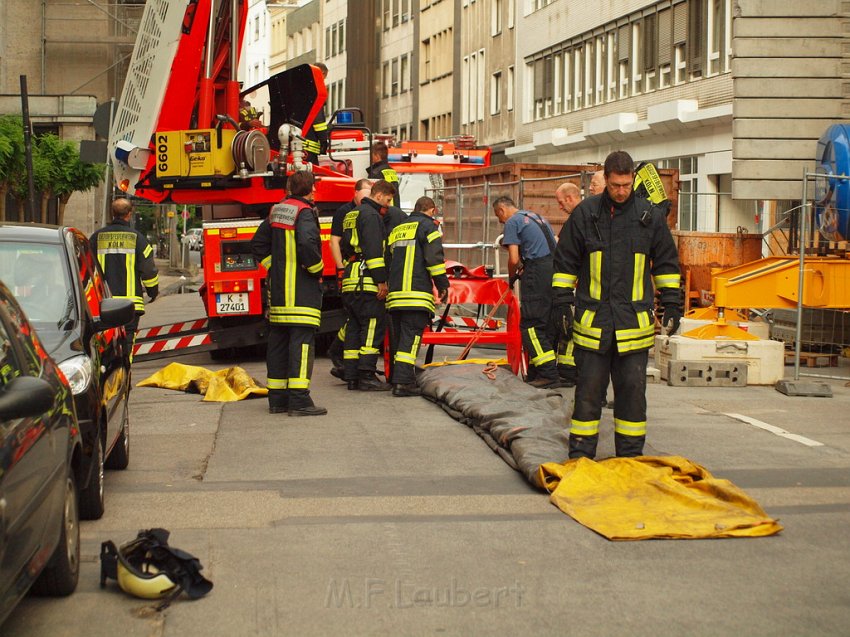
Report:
724,413,824,447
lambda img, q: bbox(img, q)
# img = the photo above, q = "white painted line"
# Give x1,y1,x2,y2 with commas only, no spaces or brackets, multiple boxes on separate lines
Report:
724,413,824,447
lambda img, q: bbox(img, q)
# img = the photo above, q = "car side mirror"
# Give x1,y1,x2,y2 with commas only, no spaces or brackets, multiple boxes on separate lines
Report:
95,298,135,331
0,376,54,420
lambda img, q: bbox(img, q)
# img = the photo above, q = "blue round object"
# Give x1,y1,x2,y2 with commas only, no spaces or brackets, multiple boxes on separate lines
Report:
815,124,850,241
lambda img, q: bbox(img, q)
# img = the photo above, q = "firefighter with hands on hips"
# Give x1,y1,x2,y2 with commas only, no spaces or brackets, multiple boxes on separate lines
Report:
339,179,397,391
327,179,372,378
386,196,449,397
551,150,681,459
553,182,582,386
492,195,561,389
251,171,327,417
91,197,159,359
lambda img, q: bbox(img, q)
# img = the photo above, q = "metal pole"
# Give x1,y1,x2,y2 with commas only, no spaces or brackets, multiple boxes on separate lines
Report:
794,169,808,381
101,98,115,227
20,76,38,224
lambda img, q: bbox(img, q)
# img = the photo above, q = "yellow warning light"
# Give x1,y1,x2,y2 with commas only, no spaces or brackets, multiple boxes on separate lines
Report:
119,179,130,192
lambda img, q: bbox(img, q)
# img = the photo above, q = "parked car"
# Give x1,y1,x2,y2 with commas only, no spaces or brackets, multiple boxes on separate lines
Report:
0,279,82,626
183,227,203,251
0,224,135,520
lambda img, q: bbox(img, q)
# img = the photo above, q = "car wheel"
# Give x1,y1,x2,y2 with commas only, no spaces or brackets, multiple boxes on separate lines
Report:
31,473,80,596
105,400,130,470
79,435,105,520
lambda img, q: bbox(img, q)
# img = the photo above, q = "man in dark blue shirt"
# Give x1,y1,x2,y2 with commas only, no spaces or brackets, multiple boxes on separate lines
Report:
493,196,560,388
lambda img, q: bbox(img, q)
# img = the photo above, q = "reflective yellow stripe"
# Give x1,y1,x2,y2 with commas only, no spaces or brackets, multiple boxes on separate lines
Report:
143,244,153,258
313,121,328,131
427,263,446,276
552,272,577,289
267,378,287,390
632,253,645,301
617,335,655,353
589,251,602,299
615,323,655,341
288,343,310,389
126,253,136,298
261,255,272,270
527,327,555,365
303,140,321,152
337,324,347,340
365,318,378,349
558,339,575,366
426,231,441,243
344,349,359,360
287,229,297,306
269,306,322,318
572,333,601,349
570,419,600,436
307,260,323,274
574,309,601,338
614,418,646,436
365,257,385,270
654,273,681,289
142,275,158,287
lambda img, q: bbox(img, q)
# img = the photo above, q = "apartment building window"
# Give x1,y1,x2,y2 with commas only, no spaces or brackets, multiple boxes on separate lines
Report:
657,7,673,88
401,0,410,23
422,38,431,83
491,71,502,115
339,20,345,54
325,27,331,59
383,62,390,98
530,0,553,11
508,0,515,28
561,51,571,113
492,0,502,36
254,16,259,41
383,0,391,30
707,0,730,75
393,0,400,27
618,24,630,99
630,23,642,96
401,54,410,93
643,13,657,92
391,58,399,96
583,40,594,108
595,35,606,106
688,0,704,79
507,65,514,111
606,31,617,101
531,54,554,121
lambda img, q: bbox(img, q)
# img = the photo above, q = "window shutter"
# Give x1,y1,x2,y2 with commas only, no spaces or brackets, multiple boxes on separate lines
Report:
618,25,630,61
658,8,672,65
534,59,544,100
643,14,657,71
688,0,704,75
673,2,687,45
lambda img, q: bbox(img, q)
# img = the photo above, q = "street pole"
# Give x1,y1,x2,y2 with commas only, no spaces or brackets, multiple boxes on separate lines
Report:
20,75,38,223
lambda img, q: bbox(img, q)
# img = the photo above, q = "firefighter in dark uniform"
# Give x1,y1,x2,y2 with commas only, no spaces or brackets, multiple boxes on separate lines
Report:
493,195,560,388
552,151,681,459
366,141,399,205
90,198,159,359
303,63,329,165
386,196,449,397
339,179,396,391
251,171,327,416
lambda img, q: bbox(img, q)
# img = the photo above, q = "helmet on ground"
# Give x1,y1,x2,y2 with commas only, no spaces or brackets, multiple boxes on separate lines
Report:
100,528,213,609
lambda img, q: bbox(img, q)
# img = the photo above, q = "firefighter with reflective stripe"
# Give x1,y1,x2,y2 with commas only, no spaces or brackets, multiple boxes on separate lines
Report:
552,151,681,459
366,141,399,205
303,63,329,165
251,171,327,416
339,180,396,391
90,198,159,358
553,182,582,386
493,195,560,389
386,196,449,397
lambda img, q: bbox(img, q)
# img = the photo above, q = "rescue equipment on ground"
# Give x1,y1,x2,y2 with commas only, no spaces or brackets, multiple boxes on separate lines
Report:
137,362,268,401
100,528,213,610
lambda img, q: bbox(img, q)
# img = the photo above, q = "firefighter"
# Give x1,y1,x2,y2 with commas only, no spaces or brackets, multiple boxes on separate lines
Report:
366,141,399,204
492,195,561,389
303,63,329,165
553,182,582,386
339,179,396,391
251,171,327,416
327,179,372,378
238,99,259,130
90,198,159,359
386,196,449,397
552,150,681,459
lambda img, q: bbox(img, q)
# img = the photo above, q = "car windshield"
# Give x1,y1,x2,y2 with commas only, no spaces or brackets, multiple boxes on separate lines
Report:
0,242,74,328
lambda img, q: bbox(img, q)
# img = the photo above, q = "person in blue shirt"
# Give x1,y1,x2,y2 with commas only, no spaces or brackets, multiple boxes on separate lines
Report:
493,196,560,388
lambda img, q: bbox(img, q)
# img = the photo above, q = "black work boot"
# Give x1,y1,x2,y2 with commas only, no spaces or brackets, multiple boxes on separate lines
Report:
527,376,561,389
568,434,599,460
357,372,391,391
288,391,328,417
347,379,359,390
614,433,645,458
268,389,289,414
392,383,421,397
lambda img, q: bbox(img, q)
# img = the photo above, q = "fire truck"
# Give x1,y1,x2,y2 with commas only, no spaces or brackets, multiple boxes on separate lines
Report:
110,0,494,360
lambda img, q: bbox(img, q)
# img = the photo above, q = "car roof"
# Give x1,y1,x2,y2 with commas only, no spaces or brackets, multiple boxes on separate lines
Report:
0,223,72,244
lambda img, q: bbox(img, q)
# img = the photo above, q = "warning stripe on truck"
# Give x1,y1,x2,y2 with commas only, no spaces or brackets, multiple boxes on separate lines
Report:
133,333,213,360
135,318,209,341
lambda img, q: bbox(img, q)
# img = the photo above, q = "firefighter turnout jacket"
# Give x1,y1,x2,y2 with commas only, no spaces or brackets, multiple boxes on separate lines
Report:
303,106,328,157
340,197,388,294
91,218,159,313
386,211,449,313
553,191,680,354
251,195,324,327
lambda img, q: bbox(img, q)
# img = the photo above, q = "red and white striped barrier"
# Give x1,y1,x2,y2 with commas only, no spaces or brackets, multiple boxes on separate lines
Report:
135,318,209,341
133,332,212,358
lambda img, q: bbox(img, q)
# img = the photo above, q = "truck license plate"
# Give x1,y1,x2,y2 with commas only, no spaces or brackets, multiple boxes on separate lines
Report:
215,292,249,314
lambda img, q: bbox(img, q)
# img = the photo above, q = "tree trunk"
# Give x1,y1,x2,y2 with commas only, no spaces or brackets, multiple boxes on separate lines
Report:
16,198,25,222
0,185,7,222
41,193,49,224
58,193,71,226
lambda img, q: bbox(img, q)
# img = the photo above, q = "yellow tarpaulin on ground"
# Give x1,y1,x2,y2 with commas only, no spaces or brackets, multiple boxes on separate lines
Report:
137,362,268,402
538,455,783,540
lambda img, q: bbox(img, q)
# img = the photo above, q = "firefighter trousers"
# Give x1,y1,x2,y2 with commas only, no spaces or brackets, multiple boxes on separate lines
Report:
519,257,557,380
569,346,648,459
342,292,386,380
388,309,429,385
266,324,317,410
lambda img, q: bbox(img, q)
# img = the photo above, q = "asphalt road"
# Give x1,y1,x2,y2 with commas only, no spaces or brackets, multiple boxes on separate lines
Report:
5,288,850,636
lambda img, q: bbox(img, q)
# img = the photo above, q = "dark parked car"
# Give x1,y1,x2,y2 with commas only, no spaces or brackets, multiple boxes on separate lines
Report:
0,279,82,626
0,224,135,520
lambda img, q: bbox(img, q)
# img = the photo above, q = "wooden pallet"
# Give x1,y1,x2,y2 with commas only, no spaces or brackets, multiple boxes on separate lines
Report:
784,351,839,367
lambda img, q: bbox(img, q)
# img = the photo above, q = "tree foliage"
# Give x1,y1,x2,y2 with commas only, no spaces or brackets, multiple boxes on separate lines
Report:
0,117,105,224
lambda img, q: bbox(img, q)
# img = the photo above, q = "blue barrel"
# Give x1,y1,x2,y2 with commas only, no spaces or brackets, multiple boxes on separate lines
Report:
815,124,850,241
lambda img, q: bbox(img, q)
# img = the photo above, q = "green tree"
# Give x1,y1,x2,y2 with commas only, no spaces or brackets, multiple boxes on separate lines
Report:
36,133,105,225
0,116,25,222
